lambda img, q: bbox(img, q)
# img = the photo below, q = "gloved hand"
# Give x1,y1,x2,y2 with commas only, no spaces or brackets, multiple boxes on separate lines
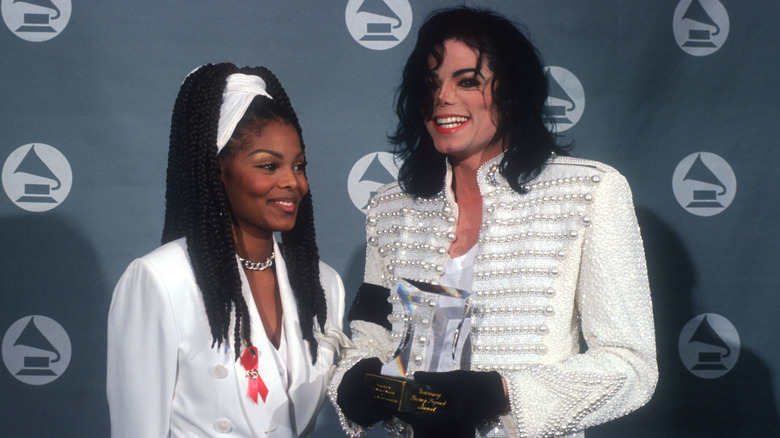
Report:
336,357,394,427
396,370,508,437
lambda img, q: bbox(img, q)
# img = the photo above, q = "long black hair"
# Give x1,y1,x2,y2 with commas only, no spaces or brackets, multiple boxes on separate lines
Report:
390,7,569,197
162,63,326,363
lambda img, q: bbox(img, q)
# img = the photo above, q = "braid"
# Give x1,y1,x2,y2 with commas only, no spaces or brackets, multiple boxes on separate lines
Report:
162,63,327,364
241,66,328,364
282,191,327,362
163,63,249,357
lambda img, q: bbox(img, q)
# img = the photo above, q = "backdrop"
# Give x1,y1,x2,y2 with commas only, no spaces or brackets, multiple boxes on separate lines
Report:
1,1,778,436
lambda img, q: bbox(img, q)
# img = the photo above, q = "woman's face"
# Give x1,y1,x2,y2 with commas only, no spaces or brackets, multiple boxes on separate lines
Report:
220,120,308,237
426,39,502,167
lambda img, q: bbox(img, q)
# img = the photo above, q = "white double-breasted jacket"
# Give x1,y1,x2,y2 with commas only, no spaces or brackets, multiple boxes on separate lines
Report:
108,237,346,437
329,154,658,438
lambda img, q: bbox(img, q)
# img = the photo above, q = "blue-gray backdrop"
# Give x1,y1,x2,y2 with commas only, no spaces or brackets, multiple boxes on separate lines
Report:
1,0,778,436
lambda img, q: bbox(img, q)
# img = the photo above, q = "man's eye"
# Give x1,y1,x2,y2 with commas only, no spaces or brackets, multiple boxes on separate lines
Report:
460,77,480,88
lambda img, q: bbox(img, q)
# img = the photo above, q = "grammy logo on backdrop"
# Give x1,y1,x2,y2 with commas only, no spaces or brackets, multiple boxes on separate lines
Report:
678,313,740,379
681,0,721,48
543,66,585,133
347,152,400,214
12,144,61,204
545,69,575,125
682,153,726,209
687,314,731,371
3,143,73,212
1,0,72,42
356,0,402,41
673,0,729,56
13,317,61,376
345,0,412,51
2,315,72,385
672,152,736,217
13,0,60,33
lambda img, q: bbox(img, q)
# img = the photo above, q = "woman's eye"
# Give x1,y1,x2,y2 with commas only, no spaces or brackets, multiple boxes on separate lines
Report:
294,161,307,172
256,163,276,170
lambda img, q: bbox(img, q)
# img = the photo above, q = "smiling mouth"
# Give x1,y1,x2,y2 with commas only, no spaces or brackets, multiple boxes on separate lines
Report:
435,116,469,129
272,199,298,213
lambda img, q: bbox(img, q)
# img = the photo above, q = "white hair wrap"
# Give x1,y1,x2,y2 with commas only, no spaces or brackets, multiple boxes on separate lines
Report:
216,73,273,153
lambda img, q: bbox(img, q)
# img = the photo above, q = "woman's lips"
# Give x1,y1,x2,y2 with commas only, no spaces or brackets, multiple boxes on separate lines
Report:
271,199,297,213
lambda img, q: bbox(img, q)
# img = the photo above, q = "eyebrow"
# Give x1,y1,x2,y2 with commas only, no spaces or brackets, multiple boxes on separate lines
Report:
431,67,486,80
454,68,485,79
247,149,305,159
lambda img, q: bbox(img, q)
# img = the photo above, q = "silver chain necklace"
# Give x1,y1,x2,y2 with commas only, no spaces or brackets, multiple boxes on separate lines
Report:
237,251,274,271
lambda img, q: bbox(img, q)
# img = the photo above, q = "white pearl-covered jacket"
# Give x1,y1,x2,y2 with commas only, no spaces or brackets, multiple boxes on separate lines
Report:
329,154,658,438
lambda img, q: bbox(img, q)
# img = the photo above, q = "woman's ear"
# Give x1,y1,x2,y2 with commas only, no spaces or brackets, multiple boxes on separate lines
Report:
218,158,227,186
218,144,236,186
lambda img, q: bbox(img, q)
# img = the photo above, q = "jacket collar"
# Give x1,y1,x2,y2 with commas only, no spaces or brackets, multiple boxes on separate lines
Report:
442,151,508,205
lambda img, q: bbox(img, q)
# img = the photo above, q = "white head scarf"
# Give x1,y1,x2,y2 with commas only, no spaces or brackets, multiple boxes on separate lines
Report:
216,73,273,153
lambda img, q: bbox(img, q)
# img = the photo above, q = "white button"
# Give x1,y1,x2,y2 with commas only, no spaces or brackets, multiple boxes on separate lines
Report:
213,365,228,379
213,418,233,433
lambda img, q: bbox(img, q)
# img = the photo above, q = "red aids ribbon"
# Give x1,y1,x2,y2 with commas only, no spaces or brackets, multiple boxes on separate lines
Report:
240,346,269,403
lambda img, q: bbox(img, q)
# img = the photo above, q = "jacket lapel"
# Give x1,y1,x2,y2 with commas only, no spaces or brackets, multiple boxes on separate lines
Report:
233,237,295,436
273,239,318,435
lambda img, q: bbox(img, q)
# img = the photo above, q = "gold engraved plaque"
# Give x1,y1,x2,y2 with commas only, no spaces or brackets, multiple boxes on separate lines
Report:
365,373,448,413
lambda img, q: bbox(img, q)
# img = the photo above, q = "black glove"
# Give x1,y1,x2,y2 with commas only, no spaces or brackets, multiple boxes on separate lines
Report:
348,283,392,329
336,357,394,427
395,370,507,437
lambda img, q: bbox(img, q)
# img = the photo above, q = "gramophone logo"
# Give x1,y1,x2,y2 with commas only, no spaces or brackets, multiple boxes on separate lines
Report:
673,0,729,56
1,0,71,42
672,152,736,217
678,313,739,379
2,315,72,385
544,66,585,133
345,0,412,50
348,151,400,213
2,143,73,212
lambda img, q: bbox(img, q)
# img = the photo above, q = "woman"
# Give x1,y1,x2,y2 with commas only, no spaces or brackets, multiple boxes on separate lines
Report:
331,7,657,438
107,63,346,437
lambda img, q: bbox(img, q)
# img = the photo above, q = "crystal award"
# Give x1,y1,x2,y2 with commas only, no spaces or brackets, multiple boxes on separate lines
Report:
366,279,472,413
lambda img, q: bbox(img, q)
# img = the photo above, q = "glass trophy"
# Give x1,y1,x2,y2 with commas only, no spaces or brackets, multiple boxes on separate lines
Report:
366,279,472,413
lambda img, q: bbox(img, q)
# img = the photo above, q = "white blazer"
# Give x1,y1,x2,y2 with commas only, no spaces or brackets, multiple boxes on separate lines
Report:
107,237,346,437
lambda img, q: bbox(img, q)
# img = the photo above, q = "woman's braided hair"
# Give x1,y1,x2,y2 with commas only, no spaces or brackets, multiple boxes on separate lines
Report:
162,63,326,363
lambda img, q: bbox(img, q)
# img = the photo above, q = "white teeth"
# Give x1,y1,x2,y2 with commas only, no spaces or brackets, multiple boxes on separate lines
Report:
436,116,468,128
277,201,294,206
